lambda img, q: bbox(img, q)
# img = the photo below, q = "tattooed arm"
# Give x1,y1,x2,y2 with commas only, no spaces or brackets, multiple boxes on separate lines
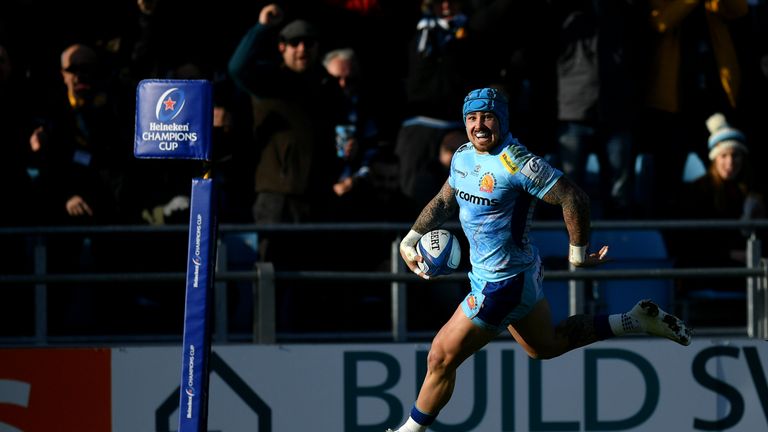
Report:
541,176,609,266
541,176,591,246
399,180,459,278
412,180,459,234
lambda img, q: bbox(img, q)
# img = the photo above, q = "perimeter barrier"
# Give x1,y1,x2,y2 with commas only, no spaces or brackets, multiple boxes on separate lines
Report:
0,219,766,345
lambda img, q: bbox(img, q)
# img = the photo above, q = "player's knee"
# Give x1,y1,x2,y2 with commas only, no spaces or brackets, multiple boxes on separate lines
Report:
426,344,458,373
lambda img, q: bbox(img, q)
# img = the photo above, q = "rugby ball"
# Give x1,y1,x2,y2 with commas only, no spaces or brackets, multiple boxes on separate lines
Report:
417,229,461,277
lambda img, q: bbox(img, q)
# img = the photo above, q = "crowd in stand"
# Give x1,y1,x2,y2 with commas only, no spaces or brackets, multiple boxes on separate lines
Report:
1,0,767,336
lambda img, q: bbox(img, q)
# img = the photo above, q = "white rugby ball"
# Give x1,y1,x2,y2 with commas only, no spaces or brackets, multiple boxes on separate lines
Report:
417,229,461,277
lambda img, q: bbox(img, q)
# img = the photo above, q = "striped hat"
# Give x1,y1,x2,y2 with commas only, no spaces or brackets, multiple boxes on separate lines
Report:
462,88,509,134
706,113,748,160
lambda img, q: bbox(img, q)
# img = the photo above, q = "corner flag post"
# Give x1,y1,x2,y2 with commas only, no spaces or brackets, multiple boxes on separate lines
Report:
134,79,216,432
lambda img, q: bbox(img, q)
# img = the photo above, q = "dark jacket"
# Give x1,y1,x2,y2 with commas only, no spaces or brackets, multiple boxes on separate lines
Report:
228,22,345,196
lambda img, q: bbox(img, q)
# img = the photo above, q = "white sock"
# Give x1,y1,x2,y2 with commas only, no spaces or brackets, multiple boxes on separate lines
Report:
397,417,428,432
608,312,641,336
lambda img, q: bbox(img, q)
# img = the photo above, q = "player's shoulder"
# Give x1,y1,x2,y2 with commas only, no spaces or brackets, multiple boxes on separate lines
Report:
455,142,473,155
496,136,533,176
450,142,474,167
497,136,561,185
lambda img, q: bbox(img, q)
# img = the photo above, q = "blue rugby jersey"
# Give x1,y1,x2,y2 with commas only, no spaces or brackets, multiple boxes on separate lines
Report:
448,133,563,281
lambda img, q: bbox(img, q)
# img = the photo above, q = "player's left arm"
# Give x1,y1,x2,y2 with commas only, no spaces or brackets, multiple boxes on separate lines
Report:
541,176,609,267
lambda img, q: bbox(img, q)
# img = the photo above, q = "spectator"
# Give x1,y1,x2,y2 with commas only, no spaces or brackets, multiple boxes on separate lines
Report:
322,47,389,202
42,43,138,225
394,0,476,209
551,0,643,219
640,0,748,217
37,43,140,334
228,3,346,253
229,4,343,254
228,3,348,332
438,129,465,170
394,0,533,210
29,43,137,228
669,113,764,326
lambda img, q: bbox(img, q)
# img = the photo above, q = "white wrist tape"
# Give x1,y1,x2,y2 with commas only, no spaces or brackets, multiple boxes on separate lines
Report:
569,244,588,265
400,230,423,260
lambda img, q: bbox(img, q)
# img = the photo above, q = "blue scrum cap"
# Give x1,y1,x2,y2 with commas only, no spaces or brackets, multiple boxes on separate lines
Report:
462,88,509,134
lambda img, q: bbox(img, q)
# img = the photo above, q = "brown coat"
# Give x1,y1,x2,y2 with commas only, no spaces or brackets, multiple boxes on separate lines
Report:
645,0,747,112
251,97,317,195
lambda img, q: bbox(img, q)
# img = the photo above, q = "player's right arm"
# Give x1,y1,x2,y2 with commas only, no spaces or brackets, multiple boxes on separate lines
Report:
399,180,459,278
412,180,458,234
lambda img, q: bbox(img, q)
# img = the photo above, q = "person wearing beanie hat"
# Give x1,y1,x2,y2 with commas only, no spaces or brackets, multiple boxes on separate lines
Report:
706,112,748,163
669,113,765,327
703,113,750,186
389,88,692,432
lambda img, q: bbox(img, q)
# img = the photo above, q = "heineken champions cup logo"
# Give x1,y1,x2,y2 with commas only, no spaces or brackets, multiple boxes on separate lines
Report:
156,88,186,122
134,79,212,160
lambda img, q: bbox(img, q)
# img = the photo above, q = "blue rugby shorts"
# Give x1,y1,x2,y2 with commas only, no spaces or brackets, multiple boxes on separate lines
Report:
460,257,544,333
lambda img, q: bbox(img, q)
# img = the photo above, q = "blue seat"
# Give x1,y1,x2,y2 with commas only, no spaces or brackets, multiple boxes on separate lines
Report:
585,153,600,186
589,230,674,314
682,152,707,183
221,231,259,267
634,153,654,214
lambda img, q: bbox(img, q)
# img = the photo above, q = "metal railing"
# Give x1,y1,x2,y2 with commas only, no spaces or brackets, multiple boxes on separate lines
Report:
0,220,766,345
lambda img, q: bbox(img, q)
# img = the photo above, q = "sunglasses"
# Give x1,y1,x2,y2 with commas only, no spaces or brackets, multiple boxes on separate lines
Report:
285,37,317,48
